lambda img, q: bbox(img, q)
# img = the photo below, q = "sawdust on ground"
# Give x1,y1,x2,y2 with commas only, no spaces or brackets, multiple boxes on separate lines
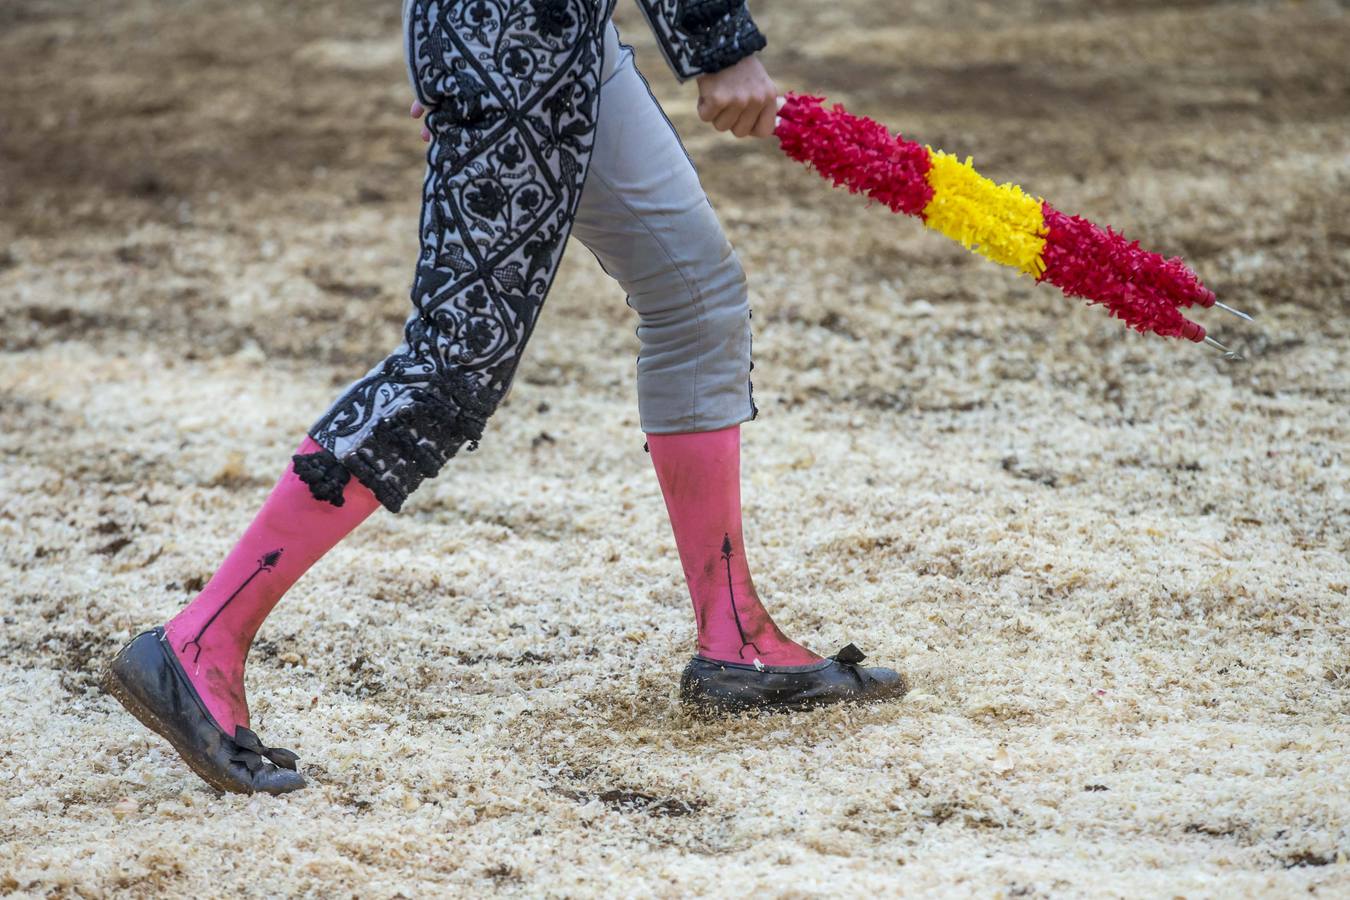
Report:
1,0,1347,895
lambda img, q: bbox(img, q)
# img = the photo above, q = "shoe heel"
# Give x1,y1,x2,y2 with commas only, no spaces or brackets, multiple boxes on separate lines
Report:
101,631,176,749
100,630,247,794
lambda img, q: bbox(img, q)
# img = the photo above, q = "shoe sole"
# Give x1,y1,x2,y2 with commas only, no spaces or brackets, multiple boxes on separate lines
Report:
100,663,247,795
681,673,910,715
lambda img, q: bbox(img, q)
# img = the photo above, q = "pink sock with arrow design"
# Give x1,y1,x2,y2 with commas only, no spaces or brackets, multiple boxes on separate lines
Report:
647,425,821,667
162,437,379,733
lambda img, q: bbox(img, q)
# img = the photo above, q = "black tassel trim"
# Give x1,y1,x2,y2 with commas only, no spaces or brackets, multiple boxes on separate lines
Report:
336,372,500,514
292,448,352,508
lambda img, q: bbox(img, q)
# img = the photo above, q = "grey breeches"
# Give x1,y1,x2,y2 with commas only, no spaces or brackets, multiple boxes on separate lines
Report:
575,24,755,437
303,2,755,512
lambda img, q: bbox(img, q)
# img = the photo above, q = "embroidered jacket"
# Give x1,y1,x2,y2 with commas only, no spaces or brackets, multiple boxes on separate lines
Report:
401,0,765,92
313,0,768,512
632,0,767,81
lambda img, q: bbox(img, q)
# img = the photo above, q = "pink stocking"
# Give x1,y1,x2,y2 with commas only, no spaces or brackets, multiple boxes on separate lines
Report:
647,426,820,667
163,437,379,733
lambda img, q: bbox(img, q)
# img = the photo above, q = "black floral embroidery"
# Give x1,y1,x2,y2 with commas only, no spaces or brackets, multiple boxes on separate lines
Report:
308,0,614,513
502,47,533,79
466,181,508,219
465,320,496,354
464,0,496,30
531,0,576,38
463,284,490,310
633,0,766,82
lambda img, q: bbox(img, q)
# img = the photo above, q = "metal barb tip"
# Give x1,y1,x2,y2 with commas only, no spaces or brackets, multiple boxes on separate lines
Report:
1213,301,1254,322
1203,335,1244,361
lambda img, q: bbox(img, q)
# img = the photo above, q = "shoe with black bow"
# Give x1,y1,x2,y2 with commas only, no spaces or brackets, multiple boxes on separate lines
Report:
101,628,306,795
680,643,908,713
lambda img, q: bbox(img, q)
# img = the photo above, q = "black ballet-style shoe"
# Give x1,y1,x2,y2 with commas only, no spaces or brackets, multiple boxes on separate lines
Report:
680,643,908,713
101,628,306,795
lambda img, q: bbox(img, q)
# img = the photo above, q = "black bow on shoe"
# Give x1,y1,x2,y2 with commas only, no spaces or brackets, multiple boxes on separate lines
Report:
831,643,879,685
229,726,300,774
834,643,866,665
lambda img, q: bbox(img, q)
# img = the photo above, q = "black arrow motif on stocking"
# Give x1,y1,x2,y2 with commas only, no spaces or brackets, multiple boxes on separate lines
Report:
180,549,284,665
722,533,761,660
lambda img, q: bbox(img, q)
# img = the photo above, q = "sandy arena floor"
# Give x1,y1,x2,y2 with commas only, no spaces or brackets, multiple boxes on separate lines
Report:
1,0,1347,895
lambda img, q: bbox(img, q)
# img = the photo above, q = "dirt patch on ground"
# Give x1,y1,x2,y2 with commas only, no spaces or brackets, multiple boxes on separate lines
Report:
1,0,1346,895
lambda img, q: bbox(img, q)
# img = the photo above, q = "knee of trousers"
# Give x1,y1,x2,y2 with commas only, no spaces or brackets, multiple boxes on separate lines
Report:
631,249,754,434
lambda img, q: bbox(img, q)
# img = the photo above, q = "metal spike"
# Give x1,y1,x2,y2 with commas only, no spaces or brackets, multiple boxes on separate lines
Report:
1203,335,1244,361
1213,301,1253,322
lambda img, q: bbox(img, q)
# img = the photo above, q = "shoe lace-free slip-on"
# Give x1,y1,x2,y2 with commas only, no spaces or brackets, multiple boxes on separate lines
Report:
680,643,908,713
102,628,305,795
